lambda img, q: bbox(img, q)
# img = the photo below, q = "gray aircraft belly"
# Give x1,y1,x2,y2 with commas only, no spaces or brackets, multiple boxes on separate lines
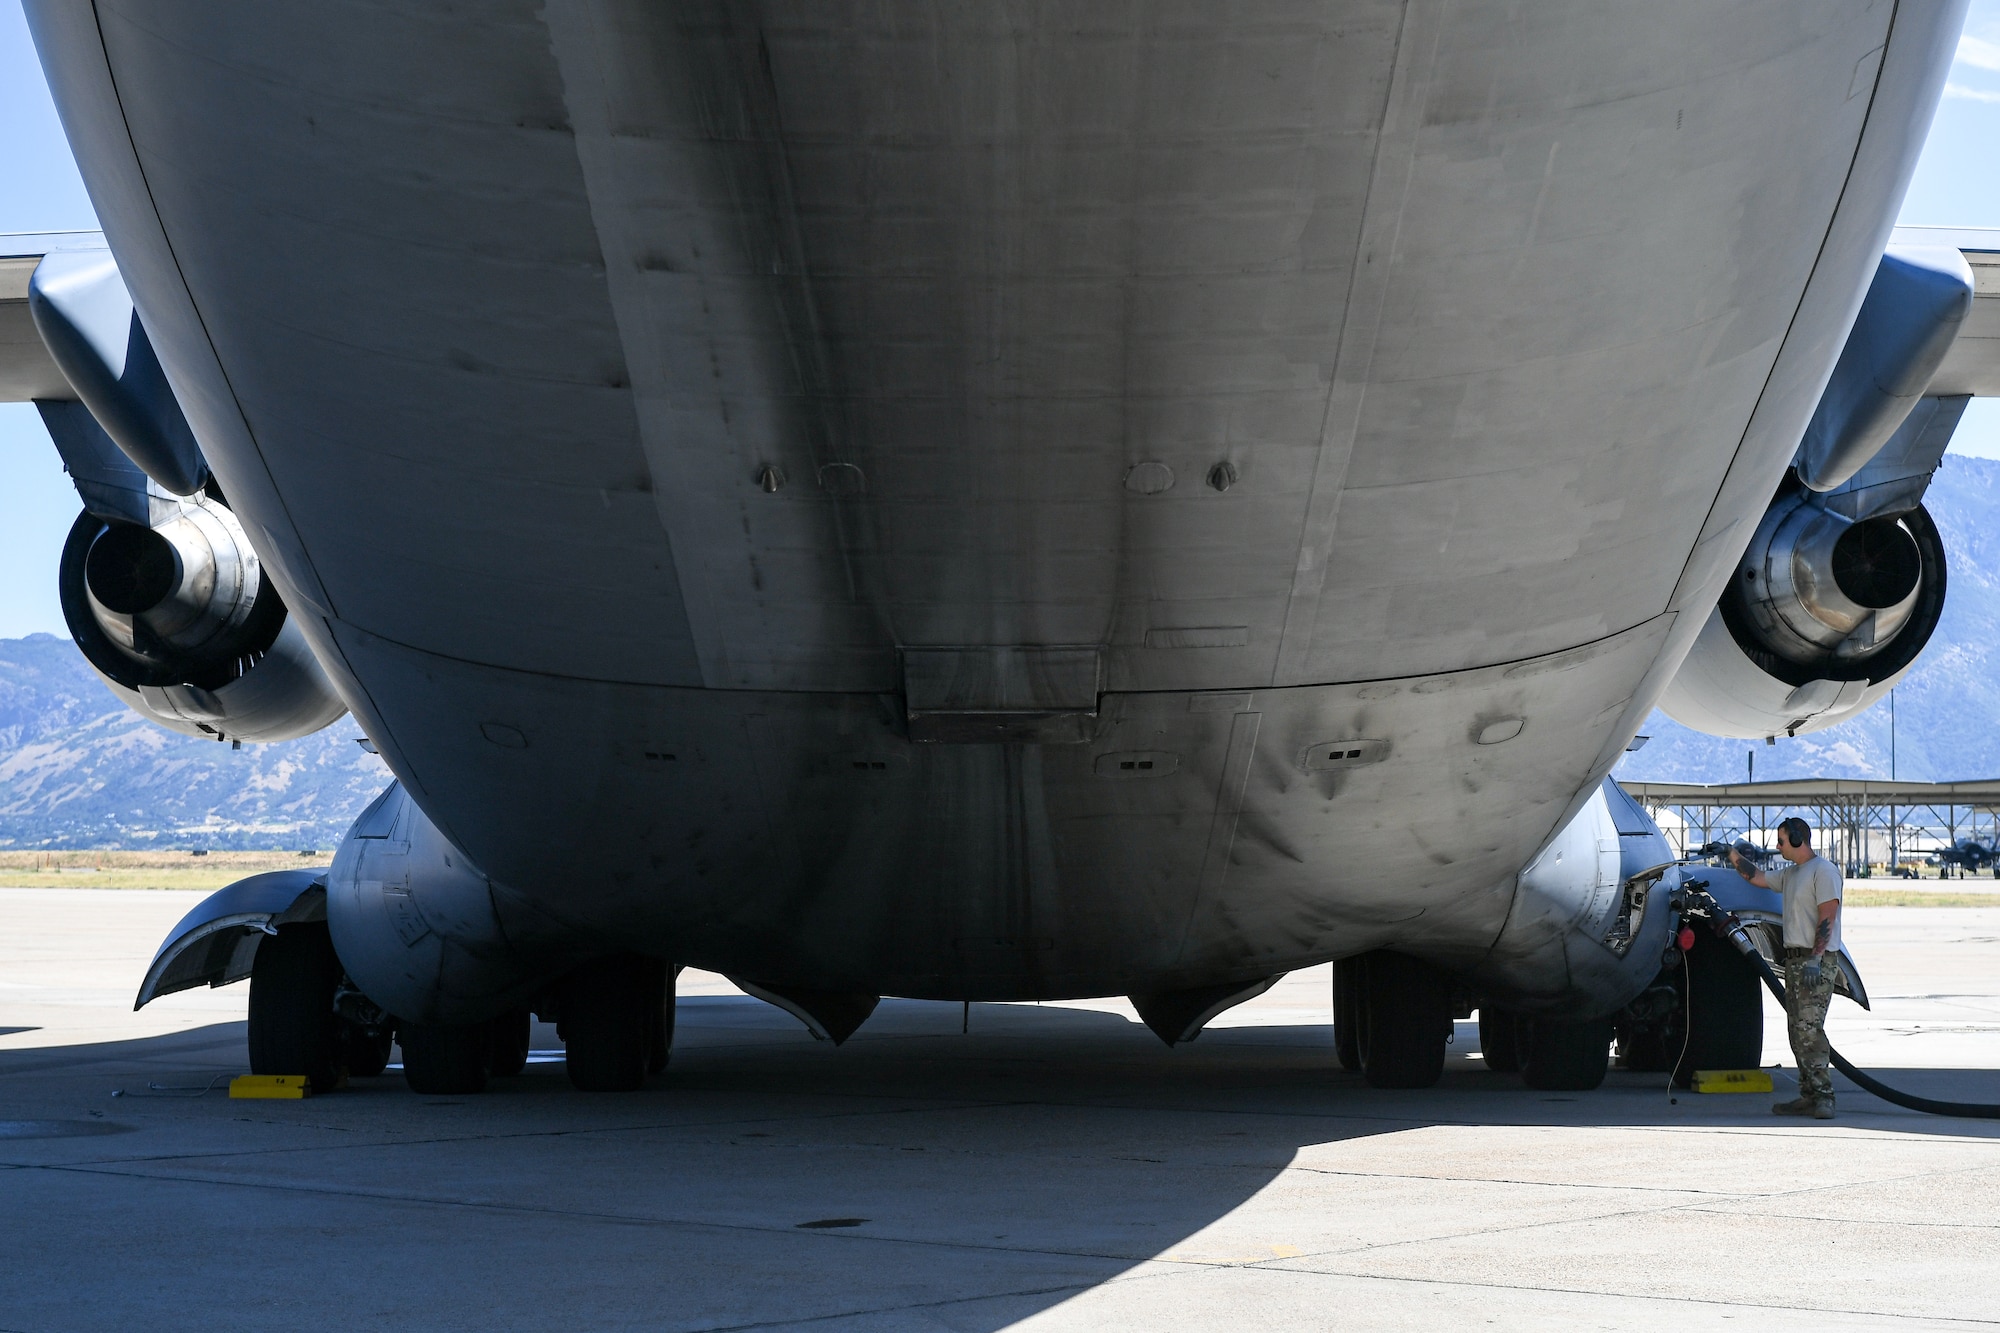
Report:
333,610,1672,997
23,1,1959,995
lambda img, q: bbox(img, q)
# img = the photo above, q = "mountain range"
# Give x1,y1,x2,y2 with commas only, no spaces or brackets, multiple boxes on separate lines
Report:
0,633,385,849
2,456,1997,848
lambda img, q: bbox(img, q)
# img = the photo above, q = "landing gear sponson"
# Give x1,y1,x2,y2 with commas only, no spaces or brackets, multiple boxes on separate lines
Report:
130,870,679,1094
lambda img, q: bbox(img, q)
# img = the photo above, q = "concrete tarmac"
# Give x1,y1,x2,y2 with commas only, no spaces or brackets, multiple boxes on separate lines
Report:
2,888,1998,1331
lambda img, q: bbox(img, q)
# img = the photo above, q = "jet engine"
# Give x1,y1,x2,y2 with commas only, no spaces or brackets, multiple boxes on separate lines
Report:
1662,239,1971,741
27,244,346,744
1659,486,1944,738
59,492,347,743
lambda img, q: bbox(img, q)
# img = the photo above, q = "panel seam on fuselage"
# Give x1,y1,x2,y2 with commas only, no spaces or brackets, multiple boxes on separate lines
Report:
1656,5,1903,620
81,1,337,625
1270,0,1446,689
324,607,1676,700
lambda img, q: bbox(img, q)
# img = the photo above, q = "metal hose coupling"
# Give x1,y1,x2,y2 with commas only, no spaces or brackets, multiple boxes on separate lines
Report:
1716,913,1761,959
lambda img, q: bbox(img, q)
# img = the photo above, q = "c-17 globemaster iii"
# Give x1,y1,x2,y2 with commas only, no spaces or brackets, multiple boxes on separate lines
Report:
0,2,1984,1097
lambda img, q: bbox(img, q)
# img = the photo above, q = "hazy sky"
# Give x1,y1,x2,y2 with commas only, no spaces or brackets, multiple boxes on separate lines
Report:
3,5,2000,636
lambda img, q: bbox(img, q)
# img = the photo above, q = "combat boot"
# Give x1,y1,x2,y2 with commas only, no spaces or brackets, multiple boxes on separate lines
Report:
1772,1097,1815,1116
1810,1101,1836,1120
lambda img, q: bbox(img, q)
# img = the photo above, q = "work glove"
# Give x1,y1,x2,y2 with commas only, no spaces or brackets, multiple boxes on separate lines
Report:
1801,956,1823,985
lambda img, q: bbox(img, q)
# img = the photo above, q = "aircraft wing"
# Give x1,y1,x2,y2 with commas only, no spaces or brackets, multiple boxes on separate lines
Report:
0,230,105,402
1895,225,2000,396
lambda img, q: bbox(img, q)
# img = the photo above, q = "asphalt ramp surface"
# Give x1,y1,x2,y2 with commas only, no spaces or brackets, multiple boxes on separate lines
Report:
3,890,1998,1331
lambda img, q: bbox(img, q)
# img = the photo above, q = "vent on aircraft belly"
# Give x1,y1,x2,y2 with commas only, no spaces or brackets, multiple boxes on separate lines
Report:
1301,739,1390,772
1093,750,1180,777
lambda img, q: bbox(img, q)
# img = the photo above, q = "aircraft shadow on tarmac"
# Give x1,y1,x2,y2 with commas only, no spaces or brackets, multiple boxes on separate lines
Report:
3,997,1997,1330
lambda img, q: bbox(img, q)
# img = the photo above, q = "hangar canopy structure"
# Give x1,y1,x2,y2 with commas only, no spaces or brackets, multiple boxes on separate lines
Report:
1623,778,2000,874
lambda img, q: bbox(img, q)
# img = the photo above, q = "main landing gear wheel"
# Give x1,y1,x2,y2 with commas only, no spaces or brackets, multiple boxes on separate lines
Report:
1522,1017,1612,1091
343,1026,394,1079
488,1011,532,1078
401,1023,491,1096
648,966,676,1076
561,954,667,1092
1355,951,1450,1089
1673,927,1763,1087
1331,959,1362,1071
248,923,345,1094
1615,1027,1673,1074
1478,1007,1524,1073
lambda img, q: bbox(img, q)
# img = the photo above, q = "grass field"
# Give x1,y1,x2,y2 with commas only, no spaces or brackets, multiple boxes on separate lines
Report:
0,850,333,891
1843,887,2000,907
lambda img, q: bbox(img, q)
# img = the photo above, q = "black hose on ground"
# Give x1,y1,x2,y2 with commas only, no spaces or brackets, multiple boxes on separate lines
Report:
1726,921,2000,1120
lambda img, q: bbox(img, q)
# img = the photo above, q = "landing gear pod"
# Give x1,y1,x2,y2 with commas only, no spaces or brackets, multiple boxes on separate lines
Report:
1476,779,1684,1021
324,783,569,1029
326,783,680,1093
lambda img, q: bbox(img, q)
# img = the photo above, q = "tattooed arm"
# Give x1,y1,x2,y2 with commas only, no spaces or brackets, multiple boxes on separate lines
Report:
1813,899,1839,956
1730,849,1771,888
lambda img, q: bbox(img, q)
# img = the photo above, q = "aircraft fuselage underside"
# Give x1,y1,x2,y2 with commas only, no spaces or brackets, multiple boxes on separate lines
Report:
20,0,1962,1055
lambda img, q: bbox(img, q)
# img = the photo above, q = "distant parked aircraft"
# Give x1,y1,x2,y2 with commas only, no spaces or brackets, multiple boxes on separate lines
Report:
1931,839,2000,878
1693,839,1777,871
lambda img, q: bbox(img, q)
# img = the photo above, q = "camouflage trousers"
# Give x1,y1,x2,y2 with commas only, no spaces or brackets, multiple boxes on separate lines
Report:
1784,957,1836,1106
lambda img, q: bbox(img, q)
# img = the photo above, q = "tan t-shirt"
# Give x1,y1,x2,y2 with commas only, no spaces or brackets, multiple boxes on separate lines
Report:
1770,854,1843,951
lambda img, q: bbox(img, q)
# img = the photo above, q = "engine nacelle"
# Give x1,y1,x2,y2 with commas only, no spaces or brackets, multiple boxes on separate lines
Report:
59,494,348,743
1662,238,1972,742
1661,491,1944,738
326,783,583,1025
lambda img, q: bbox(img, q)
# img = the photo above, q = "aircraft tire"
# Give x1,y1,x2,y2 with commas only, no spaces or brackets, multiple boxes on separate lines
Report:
401,1023,491,1095
1672,928,1762,1087
342,1026,394,1078
247,923,345,1094
1615,1027,1673,1073
1356,951,1449,1089
1331,959,1362,1071
488,1011,532,1077
1522,1018,1611,1091
562,954,653,1092
647,965,676,1076
1478,1007,1524,1073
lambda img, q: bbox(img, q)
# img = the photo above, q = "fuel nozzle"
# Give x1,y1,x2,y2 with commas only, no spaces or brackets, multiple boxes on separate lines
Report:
1683,883,1761,959
1714,912,1761,960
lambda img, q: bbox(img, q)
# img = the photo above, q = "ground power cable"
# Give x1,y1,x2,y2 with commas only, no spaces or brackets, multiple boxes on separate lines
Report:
1687,888,2000,1120
1667,944,1693,1107
109,1073,232,1099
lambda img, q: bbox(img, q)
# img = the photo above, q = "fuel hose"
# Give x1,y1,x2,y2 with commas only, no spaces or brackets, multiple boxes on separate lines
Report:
1714,913,2000,1120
